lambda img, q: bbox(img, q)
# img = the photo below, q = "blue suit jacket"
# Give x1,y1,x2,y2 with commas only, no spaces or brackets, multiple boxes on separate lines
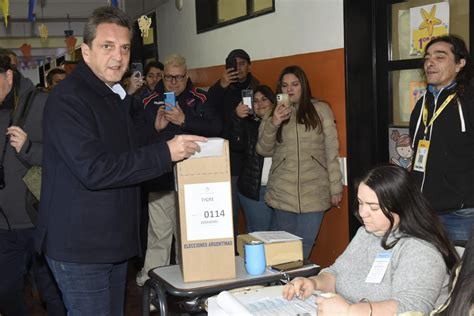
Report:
35,62,172,263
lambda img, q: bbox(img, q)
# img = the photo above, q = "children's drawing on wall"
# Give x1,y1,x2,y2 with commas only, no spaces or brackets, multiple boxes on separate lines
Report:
409,2,449,56
389,128,413,170
409,81,426,112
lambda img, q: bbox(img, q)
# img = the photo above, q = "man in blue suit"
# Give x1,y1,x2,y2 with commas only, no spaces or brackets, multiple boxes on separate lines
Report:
35,6,205,315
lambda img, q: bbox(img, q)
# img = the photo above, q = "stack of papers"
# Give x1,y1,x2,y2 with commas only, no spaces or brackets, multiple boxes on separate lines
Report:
207,285,317,315
249,231,302,243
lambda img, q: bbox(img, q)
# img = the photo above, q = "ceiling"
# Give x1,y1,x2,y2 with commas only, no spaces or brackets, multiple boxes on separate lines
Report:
8,0,114,21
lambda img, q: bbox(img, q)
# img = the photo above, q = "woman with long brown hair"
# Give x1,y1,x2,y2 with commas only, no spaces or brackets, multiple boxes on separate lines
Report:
256,65,342,258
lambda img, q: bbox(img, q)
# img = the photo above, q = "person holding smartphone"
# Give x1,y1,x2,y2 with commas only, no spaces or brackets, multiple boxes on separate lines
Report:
127,61,164,99
231,85,277,232
208,49,260,237
136,54,222,286
256,65,342,258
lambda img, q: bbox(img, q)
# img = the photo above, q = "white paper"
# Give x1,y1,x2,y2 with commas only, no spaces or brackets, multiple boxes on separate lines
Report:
208,286,317,316
249,231,302,243
215,291,252,315
184,182,233,240
191,138,224,159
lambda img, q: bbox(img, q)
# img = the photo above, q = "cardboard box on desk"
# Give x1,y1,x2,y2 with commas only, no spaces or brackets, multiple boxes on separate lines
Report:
175,138,236,283
237,234,303,266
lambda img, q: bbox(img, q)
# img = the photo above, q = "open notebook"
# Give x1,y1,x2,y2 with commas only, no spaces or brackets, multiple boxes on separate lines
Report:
207,285,317,316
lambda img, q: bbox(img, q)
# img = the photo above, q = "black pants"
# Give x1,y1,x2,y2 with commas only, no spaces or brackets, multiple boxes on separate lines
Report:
0,228,66,316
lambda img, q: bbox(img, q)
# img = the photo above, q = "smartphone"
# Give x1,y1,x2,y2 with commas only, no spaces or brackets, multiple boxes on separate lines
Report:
164,92,176,111
276,93,290,107
242,89,253,111
225,57,237,71
130,62,143,76
269,259,314,272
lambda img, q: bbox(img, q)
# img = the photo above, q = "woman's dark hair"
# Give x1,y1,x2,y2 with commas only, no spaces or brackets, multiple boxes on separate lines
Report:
355,164,459,271
83,6,132,46
0,54,20,96
436,235,474,315
144,61,164,76
254,84,276,105
0,55,12,73
424,35,473,96
274,65,322,142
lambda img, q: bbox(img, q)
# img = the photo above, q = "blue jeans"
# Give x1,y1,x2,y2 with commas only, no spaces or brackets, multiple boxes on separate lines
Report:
238,187,277,232
274,210,325,258
439,208,474,242
46,257,127,316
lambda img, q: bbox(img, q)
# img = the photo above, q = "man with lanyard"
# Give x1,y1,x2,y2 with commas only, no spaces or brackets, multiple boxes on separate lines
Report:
409,35,474,242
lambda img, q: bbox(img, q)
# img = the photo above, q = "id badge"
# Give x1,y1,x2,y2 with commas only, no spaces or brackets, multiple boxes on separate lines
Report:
413,139,430,172
365,251,392,283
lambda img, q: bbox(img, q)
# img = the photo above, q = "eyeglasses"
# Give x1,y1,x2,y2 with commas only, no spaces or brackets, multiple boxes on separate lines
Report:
163,74,186,82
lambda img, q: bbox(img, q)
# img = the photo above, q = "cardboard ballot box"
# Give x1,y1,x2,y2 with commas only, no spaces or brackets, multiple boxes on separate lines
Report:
175,138,236,282
237,234,303,266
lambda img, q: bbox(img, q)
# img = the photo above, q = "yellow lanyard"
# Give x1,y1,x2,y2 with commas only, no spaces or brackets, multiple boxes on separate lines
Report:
422,93,456,136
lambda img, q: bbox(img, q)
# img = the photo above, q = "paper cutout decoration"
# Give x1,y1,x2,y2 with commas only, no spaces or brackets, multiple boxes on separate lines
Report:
137,15,152,38
409,3,449,56
20,43,32,63
39,23,48,42
28,0,36,21
1,0,9,27
65,35,77,53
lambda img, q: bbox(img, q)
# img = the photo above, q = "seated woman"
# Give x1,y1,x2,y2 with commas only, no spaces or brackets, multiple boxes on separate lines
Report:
283,164,459,315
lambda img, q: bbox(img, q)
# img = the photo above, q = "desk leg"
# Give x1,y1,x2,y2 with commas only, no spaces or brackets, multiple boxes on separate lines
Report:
155,284,167,315
142,280,150,316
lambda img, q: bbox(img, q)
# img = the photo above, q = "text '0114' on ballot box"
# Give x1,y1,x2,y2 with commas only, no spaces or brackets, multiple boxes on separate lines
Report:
175,138,236,282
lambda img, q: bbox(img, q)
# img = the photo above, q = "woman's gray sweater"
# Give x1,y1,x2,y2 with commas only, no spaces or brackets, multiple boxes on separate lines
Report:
321,227,449,314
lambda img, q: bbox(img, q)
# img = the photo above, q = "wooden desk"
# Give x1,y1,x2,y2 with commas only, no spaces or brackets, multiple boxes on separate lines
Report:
142,256,319,315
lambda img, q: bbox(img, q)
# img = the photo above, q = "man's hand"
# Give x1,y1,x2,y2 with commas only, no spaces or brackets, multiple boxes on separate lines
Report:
155,106,169,132
167,135,207,162
219,68,239,88
164,102,185,126
235,101,250,119
6,126,28,153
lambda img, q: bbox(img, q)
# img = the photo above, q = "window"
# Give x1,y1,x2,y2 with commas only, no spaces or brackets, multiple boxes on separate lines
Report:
196,0,275,34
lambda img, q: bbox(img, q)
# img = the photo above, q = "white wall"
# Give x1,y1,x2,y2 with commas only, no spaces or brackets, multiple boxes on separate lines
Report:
156,0,344,68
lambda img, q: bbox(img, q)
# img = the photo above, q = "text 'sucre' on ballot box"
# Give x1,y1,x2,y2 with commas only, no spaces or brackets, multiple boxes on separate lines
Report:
175,138,236,282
